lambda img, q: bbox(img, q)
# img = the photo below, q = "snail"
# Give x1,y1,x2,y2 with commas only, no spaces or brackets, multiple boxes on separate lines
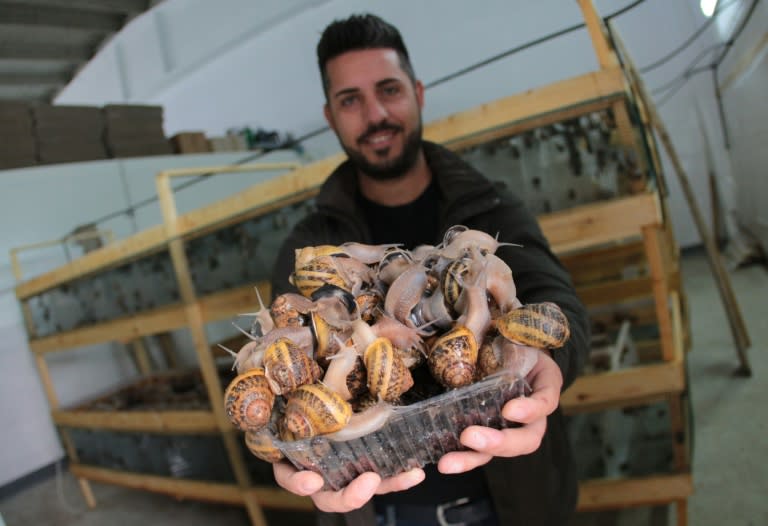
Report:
270,292,313,328
282,382,352,439
363,336,414,402
224,368,275,432
485,253,522,313
376,248,414,286
322,336,367,401
495,302,570,349
263,337,322,395
236,286,275,337
427,252,490,388
324,401,395,442
440,227,520,259
310,306,353,368
244,427,284,463
296,242,399,268
384,264,430,331
355,288,384,324
290,255,348,297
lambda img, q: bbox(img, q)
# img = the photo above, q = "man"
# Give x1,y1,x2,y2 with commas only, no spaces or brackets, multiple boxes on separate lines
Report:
270,13,589,526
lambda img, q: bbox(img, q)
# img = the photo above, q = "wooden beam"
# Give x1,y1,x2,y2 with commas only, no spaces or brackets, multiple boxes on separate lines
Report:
576,0,619,69
719,30,768,93
28,283,262,354
540,193,661,255
68,464,314,510
577,473,692,511
52,409,218,433
561,360,685,414
16,225,167,300
424,68,627,150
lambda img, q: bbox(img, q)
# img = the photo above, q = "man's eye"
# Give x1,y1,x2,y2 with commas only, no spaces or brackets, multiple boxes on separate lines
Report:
382,86,400,96
340,96,357,107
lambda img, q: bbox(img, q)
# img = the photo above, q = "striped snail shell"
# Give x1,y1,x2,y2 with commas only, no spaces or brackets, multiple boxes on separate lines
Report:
283,383,352,439
363,337,414,402
224,368,275,432
495,302,570,349
263,337,322,395
441,257,471,312
290,255,347,298
310,309,351,368
294,245,344,269
428,325,478,388
244,427,284,463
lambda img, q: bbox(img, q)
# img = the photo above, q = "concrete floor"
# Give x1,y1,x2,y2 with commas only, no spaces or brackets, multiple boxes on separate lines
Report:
1,250,766,526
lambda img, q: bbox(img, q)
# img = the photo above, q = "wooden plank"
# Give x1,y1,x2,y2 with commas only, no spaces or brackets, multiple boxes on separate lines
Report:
540,193,661,254
29,284,265,354
577,473,692,511
561,239,646,285
52,409,218,433
643,225,675,362
577,276,655,308
576,0,619,69
157,172,268,526
561,360,685,414
68,464,314,511
425,68,627,150
15,225,167,300
130,338,153,375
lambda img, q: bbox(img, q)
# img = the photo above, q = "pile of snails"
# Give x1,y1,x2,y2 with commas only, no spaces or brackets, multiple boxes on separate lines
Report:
222,226,570,463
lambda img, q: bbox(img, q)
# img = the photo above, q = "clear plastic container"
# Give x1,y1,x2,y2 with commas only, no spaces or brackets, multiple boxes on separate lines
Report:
272,369,527,490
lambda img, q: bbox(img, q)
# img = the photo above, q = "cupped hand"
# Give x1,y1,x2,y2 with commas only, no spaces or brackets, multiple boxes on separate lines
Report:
437,349,563,474
273,461,425,513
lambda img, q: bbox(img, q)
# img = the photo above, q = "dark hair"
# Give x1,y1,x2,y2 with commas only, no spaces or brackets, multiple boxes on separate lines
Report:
317,13,416,98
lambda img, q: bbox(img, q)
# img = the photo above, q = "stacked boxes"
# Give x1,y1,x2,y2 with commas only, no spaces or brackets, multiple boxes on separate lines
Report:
0,102,37,169
33,105,108,165
104,104,173,158
170,131,211,154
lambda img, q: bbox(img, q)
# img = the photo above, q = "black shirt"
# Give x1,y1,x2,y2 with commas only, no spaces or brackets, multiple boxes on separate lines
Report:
357,178,440,249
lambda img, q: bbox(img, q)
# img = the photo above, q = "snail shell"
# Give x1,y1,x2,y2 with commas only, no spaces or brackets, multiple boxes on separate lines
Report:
441,257,471,311
270,293,313,328
310,309,352,368
244,427,284,463
263,337,322,395
476,333,503,380
283,383,352,439
495,302,570,349
290,255,347,298
355,288,384,324
294,245,343,269
363,337,414,402
428,325,478,388
224,368,275,432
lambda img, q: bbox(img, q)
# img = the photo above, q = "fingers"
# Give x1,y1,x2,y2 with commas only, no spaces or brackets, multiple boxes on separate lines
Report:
273,462,425,514
504,351,563,424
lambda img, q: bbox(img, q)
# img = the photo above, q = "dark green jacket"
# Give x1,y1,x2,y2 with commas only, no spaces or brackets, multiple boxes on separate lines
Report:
271,141,590,525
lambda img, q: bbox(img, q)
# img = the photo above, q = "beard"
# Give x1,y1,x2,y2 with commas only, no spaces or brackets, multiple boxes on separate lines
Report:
341,120,423,181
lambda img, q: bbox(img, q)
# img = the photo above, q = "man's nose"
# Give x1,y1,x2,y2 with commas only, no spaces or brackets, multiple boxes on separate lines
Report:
364,98,388,123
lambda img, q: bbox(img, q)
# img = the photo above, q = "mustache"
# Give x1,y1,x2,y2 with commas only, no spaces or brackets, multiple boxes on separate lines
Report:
357,121,402,144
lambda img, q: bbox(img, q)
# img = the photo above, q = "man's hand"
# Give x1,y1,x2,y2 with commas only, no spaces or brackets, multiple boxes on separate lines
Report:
273,462,425,513
437,350,563,474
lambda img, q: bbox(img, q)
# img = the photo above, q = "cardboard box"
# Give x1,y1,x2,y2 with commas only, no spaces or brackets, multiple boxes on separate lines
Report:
171,132,211,154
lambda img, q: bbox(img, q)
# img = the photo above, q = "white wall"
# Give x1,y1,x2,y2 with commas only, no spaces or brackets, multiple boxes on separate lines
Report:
717,1,768,249
5,0,762,485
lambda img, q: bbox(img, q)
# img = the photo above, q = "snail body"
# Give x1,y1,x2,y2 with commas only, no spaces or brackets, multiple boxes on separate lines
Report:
224,368,275,432
495,302,570,349
270,293,313,328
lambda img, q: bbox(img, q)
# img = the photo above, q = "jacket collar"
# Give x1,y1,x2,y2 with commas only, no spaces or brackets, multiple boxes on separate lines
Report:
315,141,500,232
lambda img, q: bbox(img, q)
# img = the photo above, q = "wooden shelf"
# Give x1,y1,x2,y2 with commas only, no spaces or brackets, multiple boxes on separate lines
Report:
53,409,218,433
577,473,693,511
69,463,314,511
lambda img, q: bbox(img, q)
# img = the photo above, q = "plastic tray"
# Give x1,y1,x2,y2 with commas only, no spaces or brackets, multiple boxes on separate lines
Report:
273,369,527,490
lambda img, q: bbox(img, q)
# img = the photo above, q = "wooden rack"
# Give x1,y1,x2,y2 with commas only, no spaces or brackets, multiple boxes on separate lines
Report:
11,1,705,524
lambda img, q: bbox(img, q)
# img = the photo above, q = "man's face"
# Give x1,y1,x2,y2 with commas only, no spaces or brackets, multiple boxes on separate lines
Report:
323,48,424,180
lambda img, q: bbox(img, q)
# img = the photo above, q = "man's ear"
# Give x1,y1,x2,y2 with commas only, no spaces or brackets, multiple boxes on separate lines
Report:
415,80,425,110
323,104,336,132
